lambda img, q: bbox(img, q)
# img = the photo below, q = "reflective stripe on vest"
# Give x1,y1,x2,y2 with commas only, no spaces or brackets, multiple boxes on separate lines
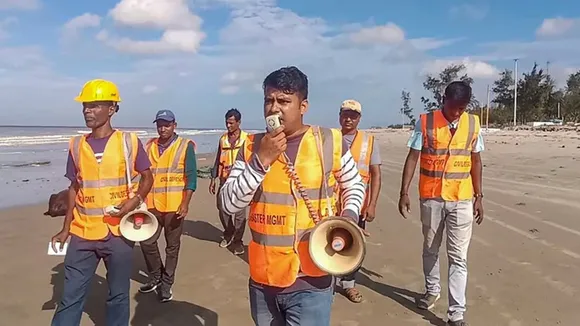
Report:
219,130,248,179
69,131,139,240
349,131,373,185
419,110,479,201
245,126,342,287
146,136,189,212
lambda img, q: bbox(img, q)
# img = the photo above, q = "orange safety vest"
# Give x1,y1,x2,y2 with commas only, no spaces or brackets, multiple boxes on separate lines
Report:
419,110,480,201
68,130,140,240
347,130,375,214
146,136,194,212
218,130,248,180
244,126,343,288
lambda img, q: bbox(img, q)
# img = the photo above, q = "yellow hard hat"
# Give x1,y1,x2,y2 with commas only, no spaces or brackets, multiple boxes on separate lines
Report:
74,79,121,103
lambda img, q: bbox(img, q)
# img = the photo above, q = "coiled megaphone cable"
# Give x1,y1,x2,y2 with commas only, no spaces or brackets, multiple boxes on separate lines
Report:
280,126,330,224
282,154,321,223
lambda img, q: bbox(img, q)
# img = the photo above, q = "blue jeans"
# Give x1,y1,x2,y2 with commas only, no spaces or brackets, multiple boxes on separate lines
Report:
51,233,134,326
249,282,334,326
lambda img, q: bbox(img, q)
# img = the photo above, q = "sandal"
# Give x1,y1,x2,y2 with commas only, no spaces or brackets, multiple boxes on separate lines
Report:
344,288,363,303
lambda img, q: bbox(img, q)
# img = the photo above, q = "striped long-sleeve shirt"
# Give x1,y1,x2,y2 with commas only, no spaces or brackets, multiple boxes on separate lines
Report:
219,129,366,222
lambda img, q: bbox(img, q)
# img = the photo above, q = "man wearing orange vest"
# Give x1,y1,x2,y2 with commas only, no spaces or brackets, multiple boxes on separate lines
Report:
138,109,197,302
336,99,382,304
398,81,484,326
50,79,154,326
219,66,367,326
209,108,248,255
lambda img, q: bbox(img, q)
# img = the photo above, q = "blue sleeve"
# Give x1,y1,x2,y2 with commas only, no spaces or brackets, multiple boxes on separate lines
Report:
407,119,423,151
184,142,197,191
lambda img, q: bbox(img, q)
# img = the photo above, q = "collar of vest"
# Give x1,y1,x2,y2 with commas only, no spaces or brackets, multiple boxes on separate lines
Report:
221,130,248,148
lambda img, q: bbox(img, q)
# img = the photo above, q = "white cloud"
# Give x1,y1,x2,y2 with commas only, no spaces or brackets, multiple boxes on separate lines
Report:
221,71,254,82
423,57,499,79
0,0,514,127
536,17,578,37
101,0,206,54
220,85,239,94
77,0,495,127
100,29,205,54
0,0,40,10
449,4,489,21
110,0,201,30
62,13,101,40
0,17,17,40
142,85,158,93
350,23,405,45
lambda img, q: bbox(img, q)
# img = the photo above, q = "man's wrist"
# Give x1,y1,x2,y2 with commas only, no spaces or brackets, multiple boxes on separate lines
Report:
474,192,484,198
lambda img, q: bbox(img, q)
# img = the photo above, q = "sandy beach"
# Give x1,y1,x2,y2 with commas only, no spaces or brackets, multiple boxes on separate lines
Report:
1,129,580,325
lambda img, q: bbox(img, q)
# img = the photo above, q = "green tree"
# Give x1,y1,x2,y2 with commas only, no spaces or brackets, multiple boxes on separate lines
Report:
420,63,475,112
491,69,514,109
516,63,549,123
400,90,416,125
562,71,580,122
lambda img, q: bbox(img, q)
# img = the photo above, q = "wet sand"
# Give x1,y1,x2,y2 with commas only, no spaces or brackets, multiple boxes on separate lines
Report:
1,129,579,325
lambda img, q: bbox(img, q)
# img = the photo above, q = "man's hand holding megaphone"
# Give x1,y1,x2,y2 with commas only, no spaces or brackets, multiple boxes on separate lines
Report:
109,194,142,219
257,125,286,168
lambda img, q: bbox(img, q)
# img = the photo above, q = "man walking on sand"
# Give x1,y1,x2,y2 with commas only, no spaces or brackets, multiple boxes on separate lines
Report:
219,66,366,326
336,99,382,304
398,81,485,326
209,108,248,255
138,109,197,302
50,79,154,326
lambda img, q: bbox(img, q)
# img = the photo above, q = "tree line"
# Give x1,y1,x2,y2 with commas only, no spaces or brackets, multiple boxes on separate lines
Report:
399,62,580,127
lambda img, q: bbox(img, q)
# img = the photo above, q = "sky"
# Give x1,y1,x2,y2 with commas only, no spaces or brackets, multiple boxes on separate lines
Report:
0,0,579,129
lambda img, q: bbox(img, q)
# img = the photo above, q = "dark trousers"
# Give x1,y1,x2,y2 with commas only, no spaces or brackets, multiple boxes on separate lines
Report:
51,233,134,326
139,210,184,288
217,182,247,244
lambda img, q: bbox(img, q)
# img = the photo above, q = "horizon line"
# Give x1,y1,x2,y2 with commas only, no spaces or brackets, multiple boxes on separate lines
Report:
0,124,227,130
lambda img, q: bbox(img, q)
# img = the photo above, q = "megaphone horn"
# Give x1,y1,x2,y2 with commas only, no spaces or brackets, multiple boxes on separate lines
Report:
109,203,159,242
309,216,367,276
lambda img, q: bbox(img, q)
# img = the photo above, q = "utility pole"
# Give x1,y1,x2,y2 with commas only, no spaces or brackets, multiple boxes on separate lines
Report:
486,84,490,131
513,59,518,126
557,102,561,119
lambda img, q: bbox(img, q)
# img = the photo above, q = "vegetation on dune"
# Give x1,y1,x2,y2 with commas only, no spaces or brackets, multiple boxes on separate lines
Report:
396,63,580,128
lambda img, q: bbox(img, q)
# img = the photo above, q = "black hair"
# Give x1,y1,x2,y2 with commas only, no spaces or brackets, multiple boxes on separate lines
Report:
225,108,241,121
262,66,308,101
444,81,472,104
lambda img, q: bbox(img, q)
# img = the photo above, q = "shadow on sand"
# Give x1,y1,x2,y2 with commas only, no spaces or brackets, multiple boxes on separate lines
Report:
356,266,446,326
42,246,218,326
182,219,248,264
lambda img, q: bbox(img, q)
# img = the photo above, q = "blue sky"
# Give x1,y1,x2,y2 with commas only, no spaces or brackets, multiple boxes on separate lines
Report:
0,0,579,129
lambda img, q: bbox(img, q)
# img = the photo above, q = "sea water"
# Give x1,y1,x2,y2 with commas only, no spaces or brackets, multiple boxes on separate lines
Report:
0,126,230,209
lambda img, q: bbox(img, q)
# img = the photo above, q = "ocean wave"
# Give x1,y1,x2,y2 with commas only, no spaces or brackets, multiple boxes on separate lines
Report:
0,129,224,147
0,135,76,146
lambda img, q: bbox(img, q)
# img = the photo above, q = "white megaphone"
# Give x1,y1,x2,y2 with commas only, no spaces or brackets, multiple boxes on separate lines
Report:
309,216,367,276
107,203,158,242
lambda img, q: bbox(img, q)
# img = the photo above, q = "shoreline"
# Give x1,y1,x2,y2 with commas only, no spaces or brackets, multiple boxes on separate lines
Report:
0,152,217,211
